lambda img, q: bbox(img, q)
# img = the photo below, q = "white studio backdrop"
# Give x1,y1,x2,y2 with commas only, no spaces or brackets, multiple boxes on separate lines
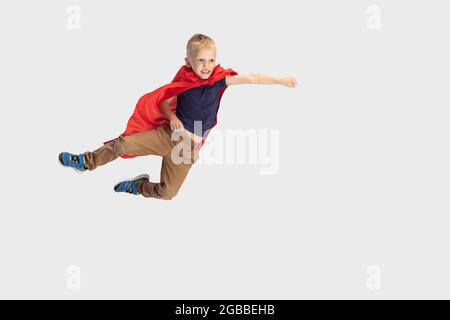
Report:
0,0,449,299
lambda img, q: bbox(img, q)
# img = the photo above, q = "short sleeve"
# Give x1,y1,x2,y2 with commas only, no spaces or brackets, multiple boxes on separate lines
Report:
216,77,227,89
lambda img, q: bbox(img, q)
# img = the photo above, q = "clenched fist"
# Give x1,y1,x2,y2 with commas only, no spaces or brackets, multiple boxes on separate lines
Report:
169,115,184,132
280,77,298,88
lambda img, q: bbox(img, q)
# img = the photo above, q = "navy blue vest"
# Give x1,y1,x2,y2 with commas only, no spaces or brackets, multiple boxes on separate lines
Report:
176,77,227,137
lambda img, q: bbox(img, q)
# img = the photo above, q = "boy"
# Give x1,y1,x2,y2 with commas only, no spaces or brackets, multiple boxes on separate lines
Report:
59,34,297,200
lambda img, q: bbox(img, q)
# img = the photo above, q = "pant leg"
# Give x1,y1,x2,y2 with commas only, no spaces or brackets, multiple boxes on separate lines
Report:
84,124,173,171
139,132,201,199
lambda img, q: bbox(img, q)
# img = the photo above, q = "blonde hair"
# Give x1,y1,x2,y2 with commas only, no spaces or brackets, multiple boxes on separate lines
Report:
186,34,216,59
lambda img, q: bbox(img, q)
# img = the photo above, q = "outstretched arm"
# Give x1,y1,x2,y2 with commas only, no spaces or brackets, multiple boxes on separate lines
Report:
225,74,298,88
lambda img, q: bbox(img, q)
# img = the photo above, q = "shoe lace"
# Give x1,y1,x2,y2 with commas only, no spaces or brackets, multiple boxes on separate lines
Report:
125,182,135,194
70,155,80,164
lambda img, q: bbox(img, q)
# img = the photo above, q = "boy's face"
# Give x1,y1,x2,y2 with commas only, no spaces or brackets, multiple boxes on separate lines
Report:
185,46,217,80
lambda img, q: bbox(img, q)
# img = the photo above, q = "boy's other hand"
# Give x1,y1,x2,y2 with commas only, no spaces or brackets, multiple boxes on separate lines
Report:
170,116,184,132
280,77,298,88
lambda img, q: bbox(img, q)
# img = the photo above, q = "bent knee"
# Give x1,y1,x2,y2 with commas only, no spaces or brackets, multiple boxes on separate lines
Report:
113,136,135,156
112,137,125,156
161,191,178,200
158,184,179,200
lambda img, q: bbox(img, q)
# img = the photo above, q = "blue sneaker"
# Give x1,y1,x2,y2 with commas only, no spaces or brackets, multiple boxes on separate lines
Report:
58,152,88,172
114,174,150,195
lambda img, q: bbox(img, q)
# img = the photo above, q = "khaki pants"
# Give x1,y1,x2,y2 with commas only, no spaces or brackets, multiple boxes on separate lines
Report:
83,124,200,200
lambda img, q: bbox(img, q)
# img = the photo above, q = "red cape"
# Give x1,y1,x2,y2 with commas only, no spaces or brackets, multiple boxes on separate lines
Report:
103,64,238,158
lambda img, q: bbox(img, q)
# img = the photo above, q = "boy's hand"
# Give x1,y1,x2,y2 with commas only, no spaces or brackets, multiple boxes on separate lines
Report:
169,115,184,132
280,77,298,88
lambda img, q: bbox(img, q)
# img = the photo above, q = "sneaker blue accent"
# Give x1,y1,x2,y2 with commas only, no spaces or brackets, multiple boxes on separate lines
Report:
59,152,87,172
114,174,149,196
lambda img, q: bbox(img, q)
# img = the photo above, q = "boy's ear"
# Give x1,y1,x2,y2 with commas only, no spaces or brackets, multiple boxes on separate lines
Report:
184,57,191,68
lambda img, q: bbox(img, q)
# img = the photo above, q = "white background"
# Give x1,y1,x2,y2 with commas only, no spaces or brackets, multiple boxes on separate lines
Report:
0,0,449,299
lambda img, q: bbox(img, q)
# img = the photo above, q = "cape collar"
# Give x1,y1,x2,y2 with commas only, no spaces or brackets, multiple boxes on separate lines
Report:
181,64,224,85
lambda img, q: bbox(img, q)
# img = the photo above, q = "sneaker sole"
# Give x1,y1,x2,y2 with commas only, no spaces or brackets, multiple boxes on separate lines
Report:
58,153,86,174
113,174,150,192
